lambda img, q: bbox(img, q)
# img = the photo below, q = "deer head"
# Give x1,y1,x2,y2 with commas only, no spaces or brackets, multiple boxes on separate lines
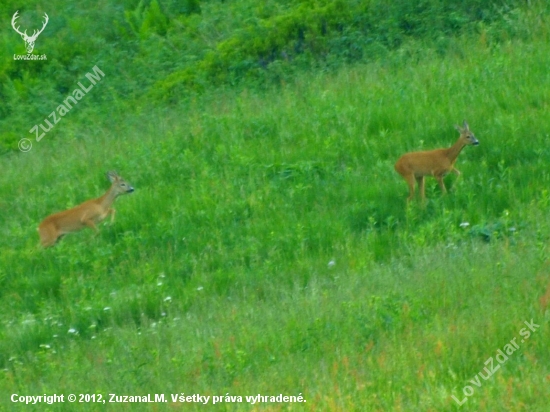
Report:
11,11,49,54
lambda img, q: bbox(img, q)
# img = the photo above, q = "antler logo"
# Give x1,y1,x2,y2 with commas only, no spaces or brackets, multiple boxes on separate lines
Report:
11,10,49,54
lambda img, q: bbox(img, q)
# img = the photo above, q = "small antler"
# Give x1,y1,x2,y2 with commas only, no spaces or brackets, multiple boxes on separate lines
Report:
28,13,49,41
11,11,27,37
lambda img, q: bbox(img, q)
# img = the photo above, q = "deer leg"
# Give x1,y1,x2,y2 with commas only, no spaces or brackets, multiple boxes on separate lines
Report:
451,167,462,192
436,176,447,194
416,176,426,201
404,174,416,201
108,208,116,224
82,219,99,234
38,224,58,248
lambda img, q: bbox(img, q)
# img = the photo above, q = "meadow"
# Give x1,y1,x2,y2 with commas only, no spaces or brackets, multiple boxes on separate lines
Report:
1,1,550,411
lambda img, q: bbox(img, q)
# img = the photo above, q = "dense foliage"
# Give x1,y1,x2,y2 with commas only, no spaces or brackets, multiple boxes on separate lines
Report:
0,0,540,151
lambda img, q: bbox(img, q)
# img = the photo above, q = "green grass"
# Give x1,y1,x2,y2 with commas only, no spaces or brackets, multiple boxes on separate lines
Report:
2,10,550,412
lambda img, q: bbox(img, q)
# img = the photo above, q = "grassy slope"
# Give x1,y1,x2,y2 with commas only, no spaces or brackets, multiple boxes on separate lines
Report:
2,9,550,412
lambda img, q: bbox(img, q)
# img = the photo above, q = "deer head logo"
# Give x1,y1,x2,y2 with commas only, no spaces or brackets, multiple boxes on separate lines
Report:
11,11,49,54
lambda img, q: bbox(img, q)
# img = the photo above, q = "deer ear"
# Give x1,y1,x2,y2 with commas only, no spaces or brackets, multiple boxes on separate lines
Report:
454,124,463,133
463,120,469,130
107,171,119,182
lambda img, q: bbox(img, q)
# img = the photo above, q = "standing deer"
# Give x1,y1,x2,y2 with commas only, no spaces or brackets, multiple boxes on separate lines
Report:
11,11,49,54
38,171,134,248
395,121,479,201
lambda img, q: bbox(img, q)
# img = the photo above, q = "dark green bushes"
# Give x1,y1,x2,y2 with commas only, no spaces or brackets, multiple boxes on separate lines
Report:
0,0,545,151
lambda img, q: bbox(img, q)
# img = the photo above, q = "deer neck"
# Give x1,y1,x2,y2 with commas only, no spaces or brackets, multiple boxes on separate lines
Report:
98,185,119,210
446,138,467,163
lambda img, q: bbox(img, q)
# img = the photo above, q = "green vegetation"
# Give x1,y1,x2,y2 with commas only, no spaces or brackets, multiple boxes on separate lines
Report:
1,0,550,410
0,0,539,150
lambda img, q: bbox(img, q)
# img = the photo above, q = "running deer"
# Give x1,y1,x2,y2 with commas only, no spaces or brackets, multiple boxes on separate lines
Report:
395,121,479,201
38,171,134,247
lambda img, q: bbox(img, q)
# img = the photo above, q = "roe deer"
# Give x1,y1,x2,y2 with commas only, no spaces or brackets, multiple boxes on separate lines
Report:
395,121,479,201
38,171,134,247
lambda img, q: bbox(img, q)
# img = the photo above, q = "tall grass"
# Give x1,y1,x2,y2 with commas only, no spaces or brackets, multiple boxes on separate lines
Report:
1,19,550,412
